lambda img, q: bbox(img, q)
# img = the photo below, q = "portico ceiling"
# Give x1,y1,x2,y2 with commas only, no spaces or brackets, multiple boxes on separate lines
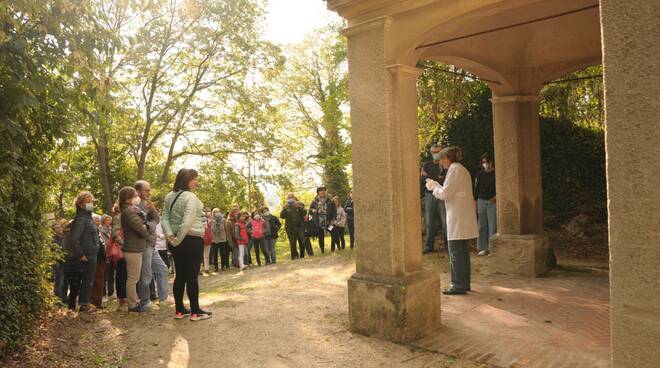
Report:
328,0,602,93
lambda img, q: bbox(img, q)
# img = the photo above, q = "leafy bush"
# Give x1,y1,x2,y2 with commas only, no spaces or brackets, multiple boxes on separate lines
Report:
0,1,88,358
425,87,606,227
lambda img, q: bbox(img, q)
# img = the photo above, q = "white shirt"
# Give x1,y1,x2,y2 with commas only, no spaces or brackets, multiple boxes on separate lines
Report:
432,162,479,241
155,223,167,251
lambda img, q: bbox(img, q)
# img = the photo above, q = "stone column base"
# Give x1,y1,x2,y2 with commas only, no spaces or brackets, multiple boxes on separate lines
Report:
347,270,441,343
488,234,551,277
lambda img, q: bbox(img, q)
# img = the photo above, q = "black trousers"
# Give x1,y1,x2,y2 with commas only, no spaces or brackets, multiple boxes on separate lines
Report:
317,229,326,253
65,268,83,310
347,219,355,249
113,258,127,299
331,227,346,251
172,236,204,314
252,238,271,265
210,243,220,270
218,241,230,269
286,228,305,259
158,249,170,270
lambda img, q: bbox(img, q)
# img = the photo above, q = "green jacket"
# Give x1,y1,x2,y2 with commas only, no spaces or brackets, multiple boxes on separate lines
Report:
121,207,151,253
161,190,205,246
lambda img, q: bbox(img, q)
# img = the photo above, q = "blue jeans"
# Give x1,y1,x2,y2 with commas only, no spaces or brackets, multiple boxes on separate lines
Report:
447,240,471,292
477,198,497,252
266,238,277,263
79,254,97,305
53,263,67,302
138,246,169,306
424,192,448,250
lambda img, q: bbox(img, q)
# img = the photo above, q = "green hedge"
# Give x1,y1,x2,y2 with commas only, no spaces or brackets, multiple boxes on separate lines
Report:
0,1,83,357
425,88,606,226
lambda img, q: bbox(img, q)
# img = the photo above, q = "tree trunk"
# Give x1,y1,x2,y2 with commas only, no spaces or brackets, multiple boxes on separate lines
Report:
95,124,114,214
160,127,181,184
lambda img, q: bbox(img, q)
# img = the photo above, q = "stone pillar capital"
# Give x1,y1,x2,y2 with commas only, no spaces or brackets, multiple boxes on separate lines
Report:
490,94,542,104
386,64,423,78
342,16,392,37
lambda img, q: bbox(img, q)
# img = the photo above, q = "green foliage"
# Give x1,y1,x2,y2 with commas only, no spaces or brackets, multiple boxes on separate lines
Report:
195,159,264,212
424,79,606,225
431,85,494,175
0,0,93,358
278,22,352,201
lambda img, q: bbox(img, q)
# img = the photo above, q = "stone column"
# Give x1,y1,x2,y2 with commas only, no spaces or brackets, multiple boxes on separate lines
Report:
488,94,550,277
343,18,441,343
600,1,660,367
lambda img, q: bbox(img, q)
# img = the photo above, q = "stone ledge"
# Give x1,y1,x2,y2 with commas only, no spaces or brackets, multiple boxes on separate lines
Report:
487,234,551,277
348,270,441,343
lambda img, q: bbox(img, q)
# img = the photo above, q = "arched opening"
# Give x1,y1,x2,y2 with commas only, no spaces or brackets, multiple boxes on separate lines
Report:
412,58,610,367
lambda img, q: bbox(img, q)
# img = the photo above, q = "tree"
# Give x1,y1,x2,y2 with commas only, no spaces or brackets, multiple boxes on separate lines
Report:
278,23,351,200
121,0,279,180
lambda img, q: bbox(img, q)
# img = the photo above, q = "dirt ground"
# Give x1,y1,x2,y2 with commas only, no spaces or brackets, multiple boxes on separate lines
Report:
4,248,483,368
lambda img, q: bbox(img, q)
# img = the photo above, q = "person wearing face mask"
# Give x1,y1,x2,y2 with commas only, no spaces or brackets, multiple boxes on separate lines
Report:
421,143,449,254
64,191,101,312
119,186,153,312
474,153,497,256
425,146,478,295
210,208,227,272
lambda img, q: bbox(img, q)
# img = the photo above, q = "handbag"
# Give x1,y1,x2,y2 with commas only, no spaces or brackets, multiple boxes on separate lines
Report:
106,228,124,262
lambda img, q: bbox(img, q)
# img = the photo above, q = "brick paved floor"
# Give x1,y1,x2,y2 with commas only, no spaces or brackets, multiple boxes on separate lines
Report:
412,270,610,368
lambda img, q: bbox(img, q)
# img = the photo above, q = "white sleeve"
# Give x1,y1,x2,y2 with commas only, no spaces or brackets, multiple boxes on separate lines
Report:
432,164,459,201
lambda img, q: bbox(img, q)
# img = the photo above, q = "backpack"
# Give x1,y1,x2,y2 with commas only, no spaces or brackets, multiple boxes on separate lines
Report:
251,220,265,239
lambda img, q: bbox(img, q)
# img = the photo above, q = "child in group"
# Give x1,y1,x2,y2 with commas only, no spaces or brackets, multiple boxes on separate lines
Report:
234,212,250,270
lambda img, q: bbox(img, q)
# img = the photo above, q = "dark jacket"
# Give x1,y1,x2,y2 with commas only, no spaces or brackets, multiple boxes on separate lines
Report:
65,208,100,259
280,206,305,231
263,214,282,239
344,198,354,222
121,206,151,253
309,197,336,228
224,220,236,248
136,201,160,247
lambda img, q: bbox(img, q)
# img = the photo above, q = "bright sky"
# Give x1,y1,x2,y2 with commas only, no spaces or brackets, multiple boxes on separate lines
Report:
264,0,340,45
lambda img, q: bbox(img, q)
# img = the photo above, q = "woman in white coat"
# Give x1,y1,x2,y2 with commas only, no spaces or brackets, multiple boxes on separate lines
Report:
425,147,478,295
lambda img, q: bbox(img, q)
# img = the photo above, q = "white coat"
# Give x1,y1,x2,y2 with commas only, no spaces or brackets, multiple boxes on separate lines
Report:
431,162,478,241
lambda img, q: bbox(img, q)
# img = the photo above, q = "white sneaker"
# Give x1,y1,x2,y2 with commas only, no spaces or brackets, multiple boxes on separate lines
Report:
477,250,489,256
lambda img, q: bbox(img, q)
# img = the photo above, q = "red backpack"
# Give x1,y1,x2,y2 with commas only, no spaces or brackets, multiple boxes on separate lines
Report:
251,219,265,239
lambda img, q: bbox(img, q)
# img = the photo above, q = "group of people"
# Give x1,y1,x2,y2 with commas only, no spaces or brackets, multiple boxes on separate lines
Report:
51,169,212,320
421,144,497,295
279,187,355,260
51,168,358,320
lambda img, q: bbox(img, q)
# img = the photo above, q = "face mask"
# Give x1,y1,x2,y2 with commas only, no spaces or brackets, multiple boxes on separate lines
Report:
84,203,94,212
432,153,441,161
482,163,489,170
287,199,295,207
131,197,141,206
